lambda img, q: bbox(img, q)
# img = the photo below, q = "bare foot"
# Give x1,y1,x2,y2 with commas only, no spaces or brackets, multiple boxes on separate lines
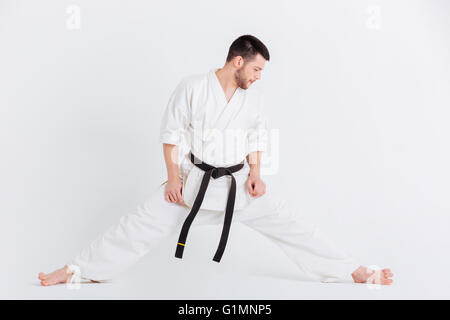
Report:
351,266,394,285
38,265,74,286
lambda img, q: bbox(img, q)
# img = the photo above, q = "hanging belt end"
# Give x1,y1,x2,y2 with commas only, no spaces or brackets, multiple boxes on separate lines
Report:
175,243,185,259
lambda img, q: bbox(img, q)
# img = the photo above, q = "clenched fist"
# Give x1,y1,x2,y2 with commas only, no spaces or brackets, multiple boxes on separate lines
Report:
246,174,266,197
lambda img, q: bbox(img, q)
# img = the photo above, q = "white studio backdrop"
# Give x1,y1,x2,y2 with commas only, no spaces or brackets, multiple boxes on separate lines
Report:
0,0,449,298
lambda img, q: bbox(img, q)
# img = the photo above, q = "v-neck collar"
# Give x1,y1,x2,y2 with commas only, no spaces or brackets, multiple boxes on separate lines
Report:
211,68,242,106
202,68,246,142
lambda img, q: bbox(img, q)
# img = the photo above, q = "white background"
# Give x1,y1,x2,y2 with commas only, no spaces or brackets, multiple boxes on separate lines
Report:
1,0,449,299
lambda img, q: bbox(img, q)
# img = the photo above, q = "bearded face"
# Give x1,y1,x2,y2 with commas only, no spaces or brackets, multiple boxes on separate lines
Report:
233,54,265,89
234,64,253,90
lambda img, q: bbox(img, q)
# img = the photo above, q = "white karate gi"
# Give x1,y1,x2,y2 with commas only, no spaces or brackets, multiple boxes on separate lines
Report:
67,68,360,283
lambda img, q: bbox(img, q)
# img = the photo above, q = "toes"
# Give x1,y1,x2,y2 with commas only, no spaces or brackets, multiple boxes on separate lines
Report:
42,279,58,286
41,276,64,286
383,278,393,285
38,272,47,280
382,269,394,278
42,279,53,286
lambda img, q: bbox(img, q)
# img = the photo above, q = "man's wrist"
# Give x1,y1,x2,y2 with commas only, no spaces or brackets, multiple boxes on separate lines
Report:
248,169,260,179
168,173,181,182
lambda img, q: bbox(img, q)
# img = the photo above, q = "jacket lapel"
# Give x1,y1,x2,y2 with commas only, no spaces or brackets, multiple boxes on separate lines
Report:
203,70,245,141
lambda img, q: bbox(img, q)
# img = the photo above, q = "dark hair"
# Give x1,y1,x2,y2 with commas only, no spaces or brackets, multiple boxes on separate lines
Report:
226,35,270,63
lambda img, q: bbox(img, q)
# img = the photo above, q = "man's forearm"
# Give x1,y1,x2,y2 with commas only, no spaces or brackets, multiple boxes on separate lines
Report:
163,143,180,181
246,151,262,177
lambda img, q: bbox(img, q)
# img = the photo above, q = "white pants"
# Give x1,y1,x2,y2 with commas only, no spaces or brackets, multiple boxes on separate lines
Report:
67,184,360,283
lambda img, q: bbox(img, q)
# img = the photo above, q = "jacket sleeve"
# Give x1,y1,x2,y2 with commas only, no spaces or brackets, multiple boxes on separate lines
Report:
247,95,269,153
159,79,191,146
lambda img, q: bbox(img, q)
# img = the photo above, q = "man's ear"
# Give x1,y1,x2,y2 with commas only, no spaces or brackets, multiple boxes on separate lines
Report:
233,56,244,68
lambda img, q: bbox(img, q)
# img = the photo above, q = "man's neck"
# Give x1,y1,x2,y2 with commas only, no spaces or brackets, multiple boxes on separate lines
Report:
215,66,238,92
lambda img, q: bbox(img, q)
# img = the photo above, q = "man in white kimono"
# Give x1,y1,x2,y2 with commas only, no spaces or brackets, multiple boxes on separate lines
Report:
38,35,393,286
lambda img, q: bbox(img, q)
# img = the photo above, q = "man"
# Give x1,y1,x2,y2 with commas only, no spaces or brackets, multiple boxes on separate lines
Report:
38,35,393,286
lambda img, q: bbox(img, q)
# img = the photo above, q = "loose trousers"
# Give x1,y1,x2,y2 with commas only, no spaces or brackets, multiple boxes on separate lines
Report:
67,184,360,283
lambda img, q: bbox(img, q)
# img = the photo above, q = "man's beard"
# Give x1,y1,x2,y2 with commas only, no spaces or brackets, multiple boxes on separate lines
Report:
234,68,249,90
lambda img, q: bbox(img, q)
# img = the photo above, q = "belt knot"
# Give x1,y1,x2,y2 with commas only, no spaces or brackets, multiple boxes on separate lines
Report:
212,167,229,179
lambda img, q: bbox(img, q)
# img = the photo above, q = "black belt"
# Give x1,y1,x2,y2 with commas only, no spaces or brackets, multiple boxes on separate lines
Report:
175,152,244,262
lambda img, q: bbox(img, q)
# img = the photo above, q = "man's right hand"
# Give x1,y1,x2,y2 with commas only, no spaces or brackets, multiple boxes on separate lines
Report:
165,177,185,205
